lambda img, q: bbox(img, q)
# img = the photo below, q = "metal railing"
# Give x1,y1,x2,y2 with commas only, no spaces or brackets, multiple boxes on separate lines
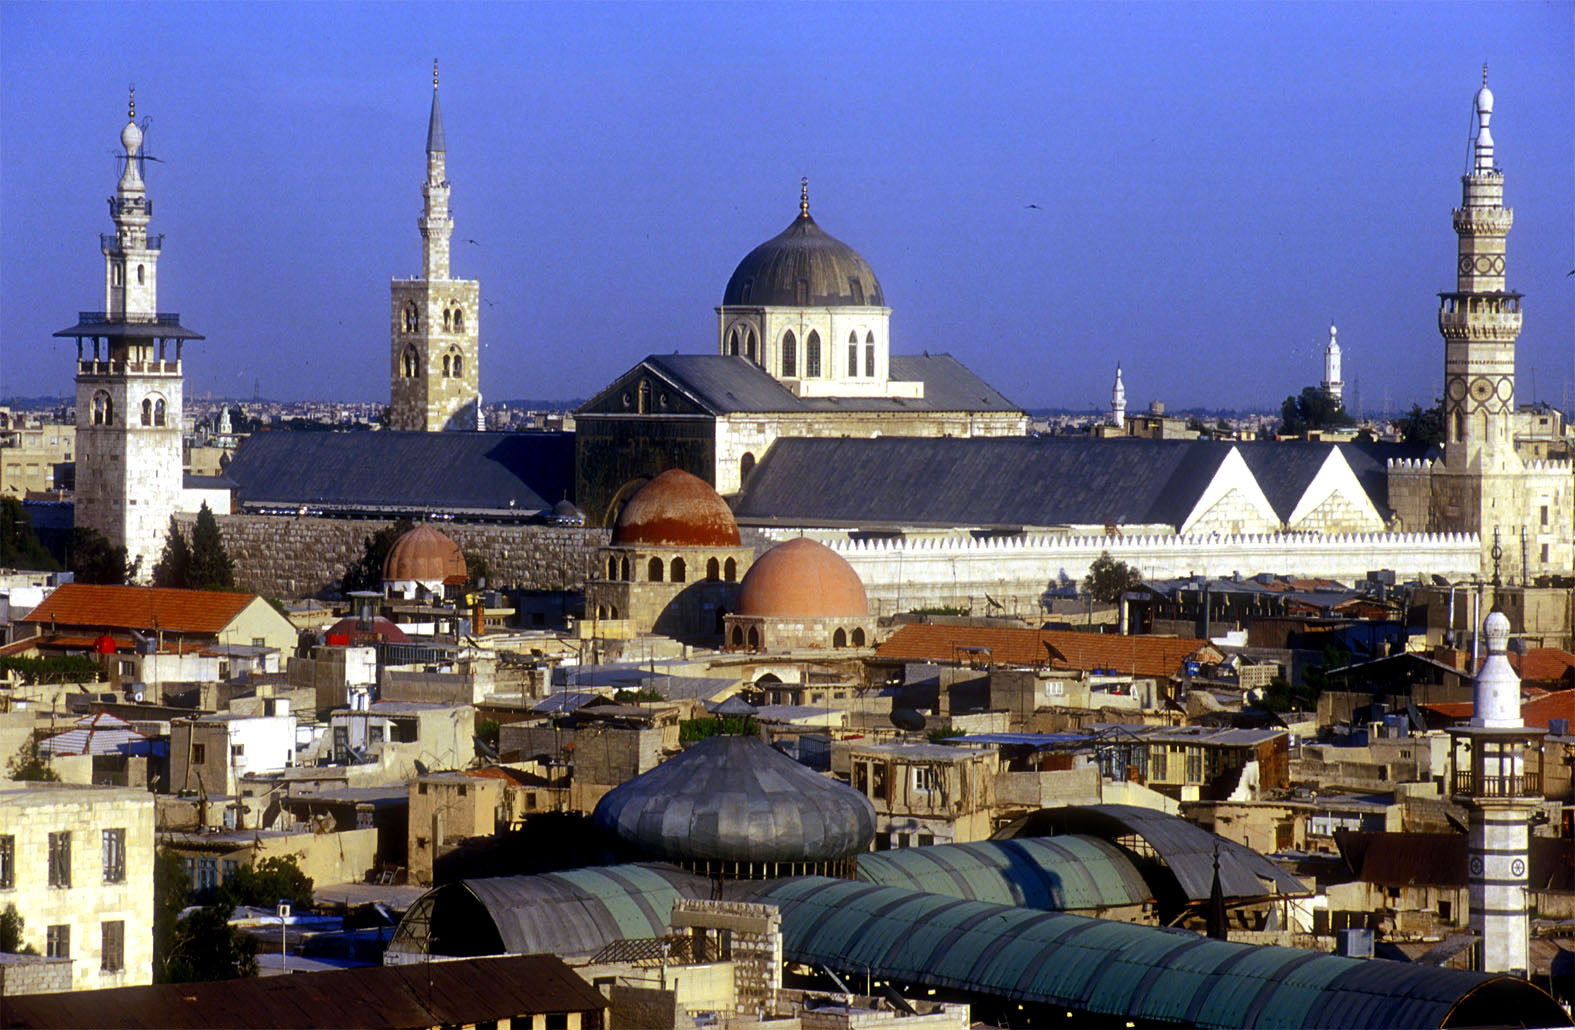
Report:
74,311,182,326
1453,771,1541,797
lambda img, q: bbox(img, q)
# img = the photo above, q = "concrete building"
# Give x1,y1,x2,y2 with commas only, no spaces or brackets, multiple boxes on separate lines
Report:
407,771,503,885
847,741,998,848
389,62,481,432
18,583,298,657
54,90,202,576
171,704,297,798
1388,72,1574,582
0,783,155,991
326,701,475,779
0,417,73,497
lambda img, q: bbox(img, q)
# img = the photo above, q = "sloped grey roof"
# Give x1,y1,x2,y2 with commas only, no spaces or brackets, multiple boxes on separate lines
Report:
591,734,876,863
222,431,573,517
623,354,1021,415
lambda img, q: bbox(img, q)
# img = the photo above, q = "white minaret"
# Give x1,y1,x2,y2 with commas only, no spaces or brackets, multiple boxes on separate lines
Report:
56,89,202,578
390,60,482,432
1321,325,1343,405
1111,365,1126,428
1449,609,1542,976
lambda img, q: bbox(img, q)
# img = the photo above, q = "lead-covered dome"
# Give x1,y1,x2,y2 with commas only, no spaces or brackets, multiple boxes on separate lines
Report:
382,524,467,586
722,194,884,308
612,469,741,548
736,538,868,618
592,734,876,867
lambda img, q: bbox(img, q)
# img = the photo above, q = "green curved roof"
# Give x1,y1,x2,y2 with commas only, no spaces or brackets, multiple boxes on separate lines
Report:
750,877,1564,1029
855,837,1152,912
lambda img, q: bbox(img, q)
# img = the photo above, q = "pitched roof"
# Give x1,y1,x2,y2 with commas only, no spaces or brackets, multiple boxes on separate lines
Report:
1336,830,1573,890
876,624,1214,678
1512,648,1575,686
1421,688,1575,731
23,584,258,636
222,430,573,517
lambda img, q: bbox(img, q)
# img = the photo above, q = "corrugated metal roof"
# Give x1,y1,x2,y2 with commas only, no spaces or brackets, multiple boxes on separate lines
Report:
856,837,1153,912
222,430,573,516
23,583,259,635
745,876,1555,1029
876,624,1213,678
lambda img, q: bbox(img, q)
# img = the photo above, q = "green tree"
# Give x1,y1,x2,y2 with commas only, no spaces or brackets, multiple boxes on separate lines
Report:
152,515,192,588
0,497,58,571
155,848,260,983
1082,551,1142,604
219,855,314,910
341,519,414,593
1278,386,1354,436
0,903,36,954
7,736,59,782
70,526,135,584
1396,399,1445,449
153,849,190,981
186,503,234,590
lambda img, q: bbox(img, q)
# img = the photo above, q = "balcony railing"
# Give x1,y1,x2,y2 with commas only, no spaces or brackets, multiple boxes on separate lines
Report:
74,311,183,326
77,360,181,376
1453,770,1541,797
100,233,162,252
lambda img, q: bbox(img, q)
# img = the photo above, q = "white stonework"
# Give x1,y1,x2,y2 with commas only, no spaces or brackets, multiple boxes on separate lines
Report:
1285,448,1385,533
1321,325,1343,405
1111,365,1126,428
390,66,482,433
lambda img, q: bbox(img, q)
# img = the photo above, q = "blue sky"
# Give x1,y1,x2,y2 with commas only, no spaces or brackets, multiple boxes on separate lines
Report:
2,2,1571,415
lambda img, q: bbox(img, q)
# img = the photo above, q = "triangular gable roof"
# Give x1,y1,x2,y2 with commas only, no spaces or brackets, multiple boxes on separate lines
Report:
1175,446,1279,535
40,710,155,756
24,583,258,636
877,623,1216,678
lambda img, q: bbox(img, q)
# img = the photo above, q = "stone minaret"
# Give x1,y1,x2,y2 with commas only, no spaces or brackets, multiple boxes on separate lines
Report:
1111,365,1126,429
1449,609,1542,976
390,61,482,432
55,89,202,578
1321,325,1343,406
1431,68,1526,581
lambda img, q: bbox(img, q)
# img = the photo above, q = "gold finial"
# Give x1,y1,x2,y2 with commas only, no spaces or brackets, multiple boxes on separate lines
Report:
128,84,135,120
799,177,809,217
433,59,439,88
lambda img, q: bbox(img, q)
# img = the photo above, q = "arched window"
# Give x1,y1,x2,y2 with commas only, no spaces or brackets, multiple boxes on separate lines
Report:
453,353,463,376
706,557,720,580
671,557,686,582
833,628,847,648
724,557,737,581
741,452,755,482
609,605,619,619
93,392,110,426
402,346,420,378
443,308,452,331
105,396,114,425
620,557,630,581
403,302,419,333
648,557,664,582
154,398,166,427
806,331,821,377
112,265,123,287
443,354,452,377
140,398,152,426
731,626,744,647
848,332,859,377
136,264,144,285
747,329,757,362
746,626,760,650
782,331,797,377
638,380,651,414
608,556,619,580
728,328,739,356
865,332,876,378
1453,409,1465,443
453,309,464,332
852,627,866,646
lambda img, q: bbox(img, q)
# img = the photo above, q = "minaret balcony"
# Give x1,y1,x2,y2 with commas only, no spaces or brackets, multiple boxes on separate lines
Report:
108,197,152,218
100,233,162,253
1451,769,1541,798
1452,207,1512,234
78,359,182,377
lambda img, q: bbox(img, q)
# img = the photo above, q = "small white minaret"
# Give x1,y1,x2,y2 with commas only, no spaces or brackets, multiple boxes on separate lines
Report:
1321,325,1343,406
1449,609,1543,976
1111,365,1126,429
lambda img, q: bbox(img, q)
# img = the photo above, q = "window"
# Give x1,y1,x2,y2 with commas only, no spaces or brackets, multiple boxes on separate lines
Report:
648,557,664,582
848,333,859,376
806,331,821,377
48,832,70,888
851,627,866,647
418,782,429,795
833,628,847,647
102,829,126,884
638,379,651,414
671,557,686,583
918,833,935,847
154,398,166,426
443,354,451,376
196,857,218,892
724,557,737,581
545,1015,569,1030
728,328,739,356
231,743,245,758
457,784,468,797
453,309,464,332
849,277,864,305
745,330,756,362
113,265,123,286
46,924,69,959
740,452,755,482
192,743,207,765
897,833,911,849
452,352,463,377
705,557,719,580
136,264,145,285
781,331,796,377
866,332,876,377
141,398,152,426
912,766,940,793
402,345,420,377
0,835,13,888
222,859,239,882
1542,544,1550,563
101,921,124,972
1542,505,1550,526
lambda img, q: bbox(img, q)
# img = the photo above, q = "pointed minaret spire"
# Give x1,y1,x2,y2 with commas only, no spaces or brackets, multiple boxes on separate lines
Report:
1111,365,1126,429
419,60,452,281
426,59,446,155
799,177,810,218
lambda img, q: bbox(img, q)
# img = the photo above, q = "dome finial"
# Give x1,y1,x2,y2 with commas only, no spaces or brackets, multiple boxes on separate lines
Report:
800,177,809,218
127,83,135,121
1482,61,1488,87
433,58,439,88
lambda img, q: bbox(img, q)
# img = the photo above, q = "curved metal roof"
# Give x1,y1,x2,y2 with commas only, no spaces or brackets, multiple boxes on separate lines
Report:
856,837,1152,912
748,877,1564,1029
592,734,876,864
722,213,885,308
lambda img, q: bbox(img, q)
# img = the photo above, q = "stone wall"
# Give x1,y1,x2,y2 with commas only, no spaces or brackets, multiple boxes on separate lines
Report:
193,513,608,600
0,954,74,996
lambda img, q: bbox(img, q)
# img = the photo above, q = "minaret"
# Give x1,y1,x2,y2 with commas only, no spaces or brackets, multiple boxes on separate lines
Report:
1321,325,1343,406
1111,365,1126,429
55,89,202,578
390,60,482,432
1432,67,1526,581
1448,609,1542,975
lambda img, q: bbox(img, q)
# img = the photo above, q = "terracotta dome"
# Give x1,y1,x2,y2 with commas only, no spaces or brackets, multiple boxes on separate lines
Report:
612,469,741,548
382,524,467,585
736,538,867,618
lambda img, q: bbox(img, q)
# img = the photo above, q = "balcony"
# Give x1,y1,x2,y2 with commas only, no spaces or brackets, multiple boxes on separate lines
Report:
100,233,162,252
1452,770,1540,797
77,359,181,377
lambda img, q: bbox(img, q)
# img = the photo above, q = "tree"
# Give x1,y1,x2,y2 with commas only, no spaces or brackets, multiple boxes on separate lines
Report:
70,526,135,584
152,515,192,588
1082,551,1142,604
0,903,36,954
7,736,59,782
220,855,313,910
155,848,259,983
186,503,234,590
1278,386,1354,436
153,849,190,980
0,497,58,571
1396,399,1445,449
341,519,414,593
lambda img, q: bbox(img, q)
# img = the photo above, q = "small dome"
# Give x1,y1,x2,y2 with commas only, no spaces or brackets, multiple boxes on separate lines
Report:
120,119,143,154
592,734,876,865
612,469,741,548
722,206,884,308
1475,83,1494,115
736,538,868,619
382,524,467,585
1484,610,1510,653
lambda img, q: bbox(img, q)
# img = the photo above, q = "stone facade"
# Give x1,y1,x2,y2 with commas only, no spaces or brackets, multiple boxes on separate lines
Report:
587,542,753,640
0,783,155,991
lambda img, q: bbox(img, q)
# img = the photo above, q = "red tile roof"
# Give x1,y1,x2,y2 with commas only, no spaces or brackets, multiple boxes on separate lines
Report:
876,624,1215,678
23,583,259,637
1421,688,1575,731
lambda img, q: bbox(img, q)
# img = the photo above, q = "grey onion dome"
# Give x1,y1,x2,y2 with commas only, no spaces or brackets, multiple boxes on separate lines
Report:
591,734,876,864
722,209,885,308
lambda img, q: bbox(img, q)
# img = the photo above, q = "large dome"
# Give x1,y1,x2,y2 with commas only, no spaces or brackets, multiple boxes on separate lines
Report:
382,524,467,585
592,734,876,865
736,538,868,619
722,207,885,308
612,469,741,548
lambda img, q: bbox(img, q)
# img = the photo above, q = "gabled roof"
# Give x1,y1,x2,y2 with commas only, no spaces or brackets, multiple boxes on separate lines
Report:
23,583,258,636
222,431,573,517
1421,689,1575,731
876,624,1215,678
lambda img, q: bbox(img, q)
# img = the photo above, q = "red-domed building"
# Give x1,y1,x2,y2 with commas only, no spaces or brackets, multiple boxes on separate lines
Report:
725,537,873,652
382,524,468,601
585,469,755,641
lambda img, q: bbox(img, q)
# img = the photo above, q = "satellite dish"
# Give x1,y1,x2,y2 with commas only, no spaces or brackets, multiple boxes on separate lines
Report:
890,708,927,732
